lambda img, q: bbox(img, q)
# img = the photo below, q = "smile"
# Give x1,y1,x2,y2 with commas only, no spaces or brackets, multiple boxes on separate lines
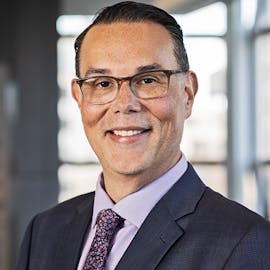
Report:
112,130,144,136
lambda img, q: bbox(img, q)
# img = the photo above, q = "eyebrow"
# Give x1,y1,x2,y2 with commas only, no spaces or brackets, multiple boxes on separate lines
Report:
136,63,163,73
84,68,111,77
83,63,164,78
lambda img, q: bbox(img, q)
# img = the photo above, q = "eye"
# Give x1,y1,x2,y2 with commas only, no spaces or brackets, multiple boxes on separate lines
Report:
141,77,157,84
85,77,115,90
95,78,114,88
98,81,111,88
135,74,160,86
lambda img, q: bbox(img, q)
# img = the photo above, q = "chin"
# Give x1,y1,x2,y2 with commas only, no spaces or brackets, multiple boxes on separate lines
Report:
108,161,149,177
114,166,146,176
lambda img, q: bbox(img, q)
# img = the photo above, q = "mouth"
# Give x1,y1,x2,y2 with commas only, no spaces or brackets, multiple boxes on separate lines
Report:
106,128,151,137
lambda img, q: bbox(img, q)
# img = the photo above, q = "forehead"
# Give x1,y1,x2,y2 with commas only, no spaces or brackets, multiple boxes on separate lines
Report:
79,22,177,75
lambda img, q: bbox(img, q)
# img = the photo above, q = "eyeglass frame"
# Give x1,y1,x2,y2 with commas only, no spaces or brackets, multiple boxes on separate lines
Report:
75,69,186,105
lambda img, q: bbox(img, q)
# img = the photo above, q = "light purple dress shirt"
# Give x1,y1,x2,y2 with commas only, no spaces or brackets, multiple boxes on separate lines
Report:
77,154,188,270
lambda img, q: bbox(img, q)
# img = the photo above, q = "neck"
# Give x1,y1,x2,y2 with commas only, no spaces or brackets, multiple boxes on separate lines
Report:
102,173,153,203
102,154,182,203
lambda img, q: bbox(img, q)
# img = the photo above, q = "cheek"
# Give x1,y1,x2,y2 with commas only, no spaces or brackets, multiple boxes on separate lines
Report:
152,96,186,143
80,103,107,130
147,94,185,125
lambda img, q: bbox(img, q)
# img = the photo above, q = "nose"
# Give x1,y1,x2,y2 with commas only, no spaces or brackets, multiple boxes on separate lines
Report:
111,81,142,114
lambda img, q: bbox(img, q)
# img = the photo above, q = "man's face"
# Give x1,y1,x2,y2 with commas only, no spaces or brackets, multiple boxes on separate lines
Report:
72,22,197,185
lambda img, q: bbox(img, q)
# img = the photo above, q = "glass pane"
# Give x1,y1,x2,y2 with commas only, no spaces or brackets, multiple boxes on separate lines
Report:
240,0,258,29
174,2,227,36
182,37,227,161
265,165,270,220
256,0,270,29
243,169,259,213
56,2,227,37
57,15,93,36
58,164,101,202
193,164,227,196
255,33,270,160
256,165,270,220
57,37,99,163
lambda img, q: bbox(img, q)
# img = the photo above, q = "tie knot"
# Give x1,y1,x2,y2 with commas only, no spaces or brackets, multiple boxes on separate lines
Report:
96,209,123,234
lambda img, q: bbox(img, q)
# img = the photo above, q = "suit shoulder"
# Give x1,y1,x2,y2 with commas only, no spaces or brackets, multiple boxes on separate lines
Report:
200,187,270,227
36,192,95,221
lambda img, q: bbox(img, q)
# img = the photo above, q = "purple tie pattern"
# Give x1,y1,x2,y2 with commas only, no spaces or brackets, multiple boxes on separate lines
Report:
83,209,124,270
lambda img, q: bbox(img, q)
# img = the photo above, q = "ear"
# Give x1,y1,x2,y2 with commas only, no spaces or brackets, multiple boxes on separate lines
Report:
71,79,83,108
183,71,198,119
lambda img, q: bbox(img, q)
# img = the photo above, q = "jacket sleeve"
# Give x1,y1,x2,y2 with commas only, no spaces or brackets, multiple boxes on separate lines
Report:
223,223,270,269
16,216,36,270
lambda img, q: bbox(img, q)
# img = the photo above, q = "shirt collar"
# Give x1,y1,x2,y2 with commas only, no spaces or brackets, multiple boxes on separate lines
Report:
91,154,188,229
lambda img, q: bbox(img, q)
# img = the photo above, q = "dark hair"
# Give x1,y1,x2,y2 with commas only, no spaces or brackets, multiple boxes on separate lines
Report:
74,1,189,77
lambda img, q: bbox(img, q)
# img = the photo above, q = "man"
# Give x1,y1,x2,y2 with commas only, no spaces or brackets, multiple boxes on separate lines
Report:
17,1,270,270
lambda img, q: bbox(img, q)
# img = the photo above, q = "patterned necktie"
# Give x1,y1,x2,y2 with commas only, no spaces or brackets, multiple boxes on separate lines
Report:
83,209,124,270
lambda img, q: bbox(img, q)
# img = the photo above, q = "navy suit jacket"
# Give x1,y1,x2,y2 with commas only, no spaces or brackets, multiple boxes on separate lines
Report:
17,164,270,269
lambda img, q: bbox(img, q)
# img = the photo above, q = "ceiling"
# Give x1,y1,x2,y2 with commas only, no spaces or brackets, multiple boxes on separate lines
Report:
60,0,220,15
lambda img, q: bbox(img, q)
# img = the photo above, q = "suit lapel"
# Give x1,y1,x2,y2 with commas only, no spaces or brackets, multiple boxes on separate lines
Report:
115,201,184,270
53,193,95,270
116,164,206,270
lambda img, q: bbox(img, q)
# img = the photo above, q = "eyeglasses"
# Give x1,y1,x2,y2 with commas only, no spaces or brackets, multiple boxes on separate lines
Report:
75,69,185,105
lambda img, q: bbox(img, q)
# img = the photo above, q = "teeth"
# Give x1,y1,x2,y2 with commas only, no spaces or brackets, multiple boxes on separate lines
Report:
112,130,143,136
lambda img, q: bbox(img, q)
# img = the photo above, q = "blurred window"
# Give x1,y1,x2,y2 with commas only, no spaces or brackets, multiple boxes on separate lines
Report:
254,0,270,218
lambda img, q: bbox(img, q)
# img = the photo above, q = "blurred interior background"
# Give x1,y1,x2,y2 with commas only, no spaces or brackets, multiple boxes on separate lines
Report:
0,0,270,269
